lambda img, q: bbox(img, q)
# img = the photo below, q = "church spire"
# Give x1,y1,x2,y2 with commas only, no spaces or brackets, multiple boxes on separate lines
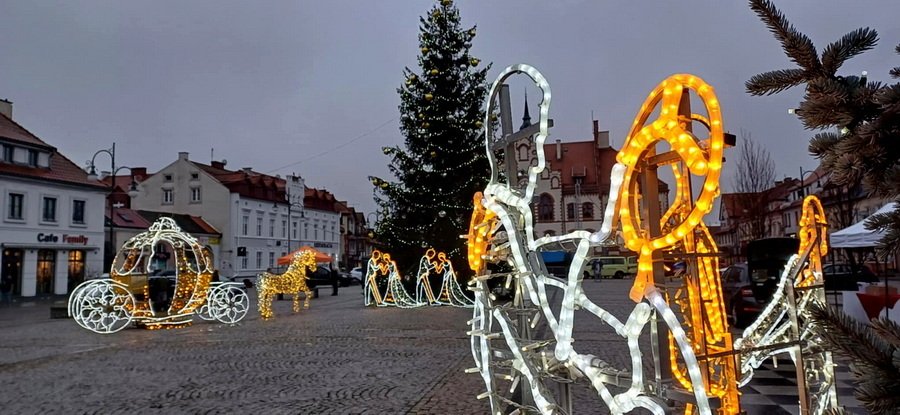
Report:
520,89,532,130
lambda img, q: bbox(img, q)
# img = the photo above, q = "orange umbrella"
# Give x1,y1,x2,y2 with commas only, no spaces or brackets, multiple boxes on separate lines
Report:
277,246,332,265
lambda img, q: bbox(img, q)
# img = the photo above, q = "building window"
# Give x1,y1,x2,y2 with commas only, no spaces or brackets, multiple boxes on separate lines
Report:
190,172,199,180
7,192,24,220
538,193,554,222
42,197,57,222
256,216,262,236
292,221,298,239
282,220,287,238
268,252,275,267
67,250,85,291
269,218,275,237
36,249,56,294
164,174,173,182
190,187,201,203
255,251,262,269
582,202,594,220
241,256,248,270
566,203,575,220
1,145,12,162
162,189,174,204
242,215,249,236
27,150,38,167
72,200,86,224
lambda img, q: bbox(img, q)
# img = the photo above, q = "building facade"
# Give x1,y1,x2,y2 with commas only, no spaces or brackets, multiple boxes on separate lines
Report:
0,100,107,297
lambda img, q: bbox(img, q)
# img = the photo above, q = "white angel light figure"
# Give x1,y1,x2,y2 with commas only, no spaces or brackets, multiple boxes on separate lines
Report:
416,248,473,307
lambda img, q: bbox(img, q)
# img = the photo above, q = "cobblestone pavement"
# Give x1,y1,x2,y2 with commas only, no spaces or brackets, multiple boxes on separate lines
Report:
0,280,861,414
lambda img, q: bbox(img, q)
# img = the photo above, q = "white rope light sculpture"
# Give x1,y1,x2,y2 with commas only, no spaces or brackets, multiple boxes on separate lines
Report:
734,195,839,414
69,217,248,333
416,248,474,307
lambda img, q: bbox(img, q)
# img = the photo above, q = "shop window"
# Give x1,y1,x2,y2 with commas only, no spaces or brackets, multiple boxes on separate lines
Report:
68,250,85,292
36,249,56,295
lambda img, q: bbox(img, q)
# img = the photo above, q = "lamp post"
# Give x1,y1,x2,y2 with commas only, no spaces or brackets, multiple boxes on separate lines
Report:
86,143,139,270
280,193,304,254
799,167,821,198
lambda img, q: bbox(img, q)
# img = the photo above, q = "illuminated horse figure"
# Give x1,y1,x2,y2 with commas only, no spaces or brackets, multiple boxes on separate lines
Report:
735,195,839,415
256,250,316,320
468,64,735,415
416,248,473,307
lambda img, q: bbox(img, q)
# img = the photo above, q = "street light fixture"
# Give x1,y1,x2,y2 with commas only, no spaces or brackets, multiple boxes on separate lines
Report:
276,193,305,253
86,143,139,269
799,167,821,198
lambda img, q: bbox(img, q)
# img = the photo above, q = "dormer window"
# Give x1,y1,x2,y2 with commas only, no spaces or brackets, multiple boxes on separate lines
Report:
27,149,38,167
1,145,12,162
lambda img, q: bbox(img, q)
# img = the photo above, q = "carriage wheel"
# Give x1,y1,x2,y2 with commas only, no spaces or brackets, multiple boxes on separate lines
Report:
73,280,134,334
210,284,250,324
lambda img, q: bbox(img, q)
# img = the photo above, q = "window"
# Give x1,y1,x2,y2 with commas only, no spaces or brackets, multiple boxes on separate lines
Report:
241,256,248,270
7,193,23,220
162,189,174,204
566,203,575,220
164,174,173,182
72,200,86,224
256,216,262,236
1,145,12,162
27,150,38,167
282,220,287,238
190,187,201,203
42,197,57,222
582,202,594,220
269,218,275,237
255,251,262,268
292,221,298,239
304,223,309,239
242,215,249,236
36,249,55,294
190,172,199,180
538,194,554,221
268,252,275,267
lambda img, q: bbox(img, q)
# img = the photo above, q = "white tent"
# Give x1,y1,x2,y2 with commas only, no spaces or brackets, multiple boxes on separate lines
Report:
830,202,897,249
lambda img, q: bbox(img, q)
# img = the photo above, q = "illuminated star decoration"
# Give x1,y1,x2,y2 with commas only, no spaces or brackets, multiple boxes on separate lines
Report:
69,217,216,332
735,195,839,414
257,249,316,320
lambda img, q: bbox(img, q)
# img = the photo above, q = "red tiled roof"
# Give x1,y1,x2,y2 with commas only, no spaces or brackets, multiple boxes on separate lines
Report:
0,113,107,189
304,187,340,212
541,140,669,194
191,161,286,203
109,208,152,229
190,215,220,235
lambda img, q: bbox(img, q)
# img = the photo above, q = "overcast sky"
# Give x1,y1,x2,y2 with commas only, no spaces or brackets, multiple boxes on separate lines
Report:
2,1,898,216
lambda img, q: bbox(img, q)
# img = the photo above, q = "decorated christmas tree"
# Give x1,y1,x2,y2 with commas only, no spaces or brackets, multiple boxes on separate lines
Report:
370,0,490,276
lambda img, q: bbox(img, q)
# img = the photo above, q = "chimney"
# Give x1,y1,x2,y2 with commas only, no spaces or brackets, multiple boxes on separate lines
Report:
211,160,225,169
242,167,253,174
0,99,11,119
556,139,562,160
593,120,610,149
178,152,189,161
131,167,147,181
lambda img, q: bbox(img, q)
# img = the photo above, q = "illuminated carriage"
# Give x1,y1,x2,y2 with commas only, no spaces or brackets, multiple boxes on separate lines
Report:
68,218,249,333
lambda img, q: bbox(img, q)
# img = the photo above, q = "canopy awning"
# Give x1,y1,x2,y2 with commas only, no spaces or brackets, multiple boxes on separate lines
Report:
830,202,897,249
277,246,332,265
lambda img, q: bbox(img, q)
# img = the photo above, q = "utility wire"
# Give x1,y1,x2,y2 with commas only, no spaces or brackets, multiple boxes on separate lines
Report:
266,117,397,174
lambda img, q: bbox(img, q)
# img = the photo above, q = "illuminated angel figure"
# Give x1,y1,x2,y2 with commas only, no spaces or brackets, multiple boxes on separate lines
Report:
468,65,731,415
416,248,441,304
364,250,388,306
380,252,422,308
417,248,474,307
735,195,838,415
365,249,421,308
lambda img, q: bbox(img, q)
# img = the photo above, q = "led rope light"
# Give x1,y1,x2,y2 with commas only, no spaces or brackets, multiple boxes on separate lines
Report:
256,250,316,320
416,248,474,307
69,218,248,332
734,195,838,414
364,249,422,308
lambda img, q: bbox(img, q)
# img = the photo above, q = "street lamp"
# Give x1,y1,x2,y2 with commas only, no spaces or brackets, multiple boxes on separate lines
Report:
278,193,304,253
799,166,821,198
86,143,139,270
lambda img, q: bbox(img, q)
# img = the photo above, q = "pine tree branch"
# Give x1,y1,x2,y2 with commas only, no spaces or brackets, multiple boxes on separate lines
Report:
746,68,807,96
870,318,900,349
821,28,879,74
748,0,821,72
809,302,892,366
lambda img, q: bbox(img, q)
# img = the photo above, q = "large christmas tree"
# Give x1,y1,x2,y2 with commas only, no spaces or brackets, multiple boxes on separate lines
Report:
370,0,490,275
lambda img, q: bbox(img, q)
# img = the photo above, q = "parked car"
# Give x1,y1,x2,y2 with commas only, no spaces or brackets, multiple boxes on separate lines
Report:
306,266,357,288
721,263,768,328
823,263,879,291
598,256,631,279
350,267,364,284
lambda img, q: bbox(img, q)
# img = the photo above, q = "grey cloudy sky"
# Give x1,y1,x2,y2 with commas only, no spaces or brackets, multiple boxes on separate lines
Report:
2,1,898,216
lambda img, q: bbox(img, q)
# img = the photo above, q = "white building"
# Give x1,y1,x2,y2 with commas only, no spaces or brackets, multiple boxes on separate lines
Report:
129,152,309,281
301,187,342,265
0,100,106,297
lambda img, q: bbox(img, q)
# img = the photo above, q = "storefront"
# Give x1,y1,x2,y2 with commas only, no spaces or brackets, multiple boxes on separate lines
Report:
0,231,103,297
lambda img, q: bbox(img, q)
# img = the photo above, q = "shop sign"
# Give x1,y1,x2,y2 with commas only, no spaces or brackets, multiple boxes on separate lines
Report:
36,233,89,245
313,242,333,248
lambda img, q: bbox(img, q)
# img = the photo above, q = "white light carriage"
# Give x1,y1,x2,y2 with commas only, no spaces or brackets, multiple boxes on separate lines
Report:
68,218,249,333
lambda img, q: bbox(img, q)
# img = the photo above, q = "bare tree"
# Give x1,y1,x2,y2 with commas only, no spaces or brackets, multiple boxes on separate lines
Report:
732,130,776,241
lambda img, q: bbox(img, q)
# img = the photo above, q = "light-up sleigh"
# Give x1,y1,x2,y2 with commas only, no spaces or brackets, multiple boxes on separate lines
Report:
68,218,249,334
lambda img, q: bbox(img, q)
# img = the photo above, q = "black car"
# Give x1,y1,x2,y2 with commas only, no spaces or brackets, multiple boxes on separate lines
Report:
823,263,879,291
306,266,357,288
721,263,765,328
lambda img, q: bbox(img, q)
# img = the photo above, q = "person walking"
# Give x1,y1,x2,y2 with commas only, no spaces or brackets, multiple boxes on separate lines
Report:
0,275,12,306
330,265,339,296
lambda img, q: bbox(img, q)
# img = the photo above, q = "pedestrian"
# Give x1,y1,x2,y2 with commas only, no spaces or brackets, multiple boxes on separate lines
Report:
592,259,603,280
0,275,12,306
330,265,339,296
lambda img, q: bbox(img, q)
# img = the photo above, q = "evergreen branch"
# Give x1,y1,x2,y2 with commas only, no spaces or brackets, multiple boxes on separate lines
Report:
870,318,900,349
809,302,892,366
748,0,821,72
746,68,807,96
821,28,879,74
